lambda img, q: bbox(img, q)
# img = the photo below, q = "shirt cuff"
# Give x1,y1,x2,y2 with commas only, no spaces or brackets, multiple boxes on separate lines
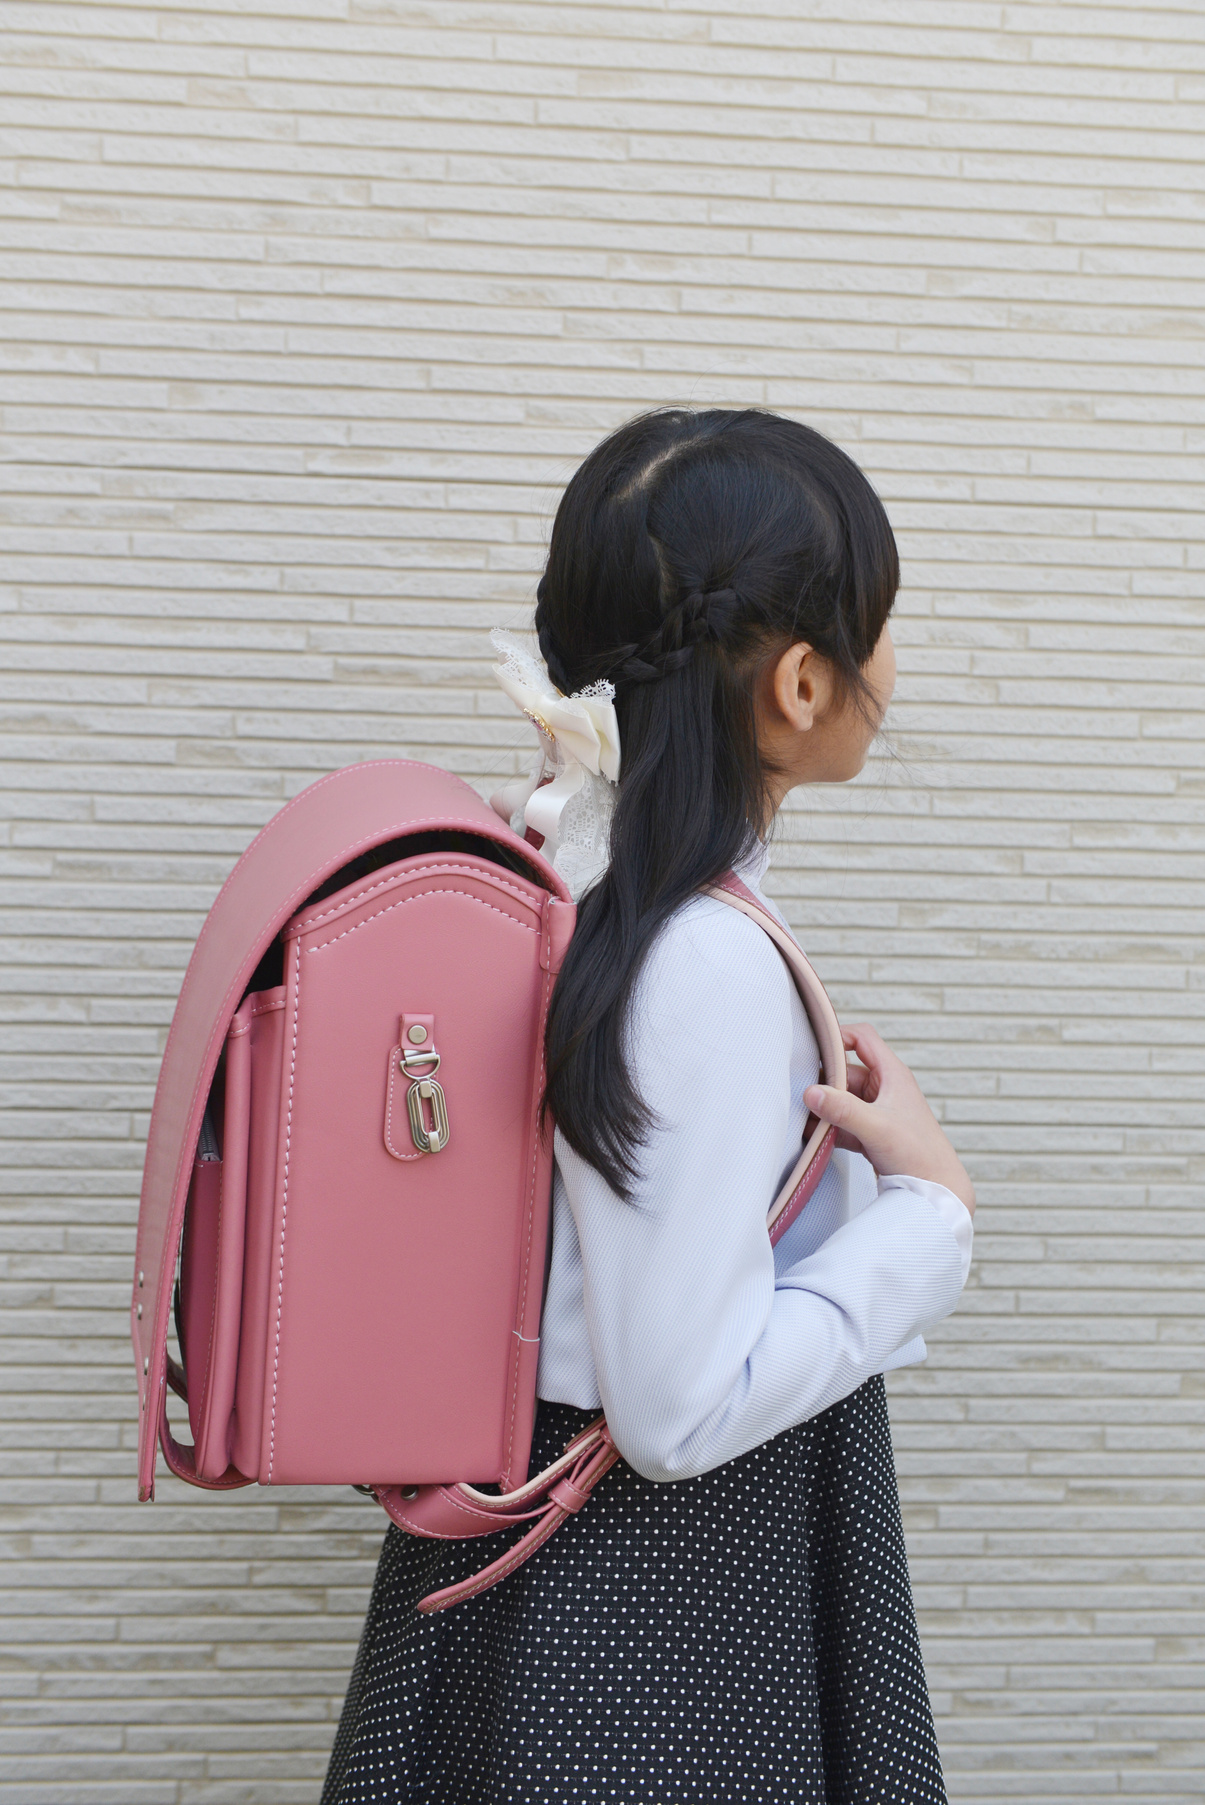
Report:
877,1172,974,1289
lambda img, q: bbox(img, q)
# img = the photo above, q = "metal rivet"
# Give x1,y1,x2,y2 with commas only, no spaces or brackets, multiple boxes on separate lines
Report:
138,1271,144,1287
400,1486,419,1501
407,1024,428,1044
143,1357,149,1374
137,1303,142,1319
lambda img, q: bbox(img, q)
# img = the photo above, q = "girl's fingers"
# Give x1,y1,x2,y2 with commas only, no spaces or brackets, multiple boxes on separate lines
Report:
804,1083,878,1142
841,1021,891,1070
811,1025,974,1211
843,1063,872,1100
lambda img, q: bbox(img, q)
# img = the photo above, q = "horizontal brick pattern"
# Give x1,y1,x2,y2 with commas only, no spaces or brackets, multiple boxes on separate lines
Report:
1,3,1202,1800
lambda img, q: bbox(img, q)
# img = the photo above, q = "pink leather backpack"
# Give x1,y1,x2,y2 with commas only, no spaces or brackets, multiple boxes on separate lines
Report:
133,759,846,1612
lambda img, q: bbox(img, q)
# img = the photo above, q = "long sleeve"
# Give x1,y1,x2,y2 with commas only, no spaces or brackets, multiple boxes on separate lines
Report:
537,890,971,1484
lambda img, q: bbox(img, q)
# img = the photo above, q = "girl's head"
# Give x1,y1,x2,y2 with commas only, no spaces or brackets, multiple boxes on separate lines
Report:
537,407,898,1194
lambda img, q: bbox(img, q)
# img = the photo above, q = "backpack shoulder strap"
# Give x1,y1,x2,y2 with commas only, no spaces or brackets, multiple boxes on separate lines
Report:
706,872,848,1244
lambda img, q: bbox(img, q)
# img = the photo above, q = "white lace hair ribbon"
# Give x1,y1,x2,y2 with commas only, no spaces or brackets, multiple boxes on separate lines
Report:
488,629,620,899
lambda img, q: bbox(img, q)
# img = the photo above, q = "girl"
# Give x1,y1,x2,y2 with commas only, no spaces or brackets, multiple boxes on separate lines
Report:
324,408,974,1805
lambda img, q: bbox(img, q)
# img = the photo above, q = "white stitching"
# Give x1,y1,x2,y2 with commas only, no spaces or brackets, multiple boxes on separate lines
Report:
383,1048,422,1161
196,1161,221,1444
267,937,301,1484
289,861,540,933
503,933,552,1485
303,886,537,954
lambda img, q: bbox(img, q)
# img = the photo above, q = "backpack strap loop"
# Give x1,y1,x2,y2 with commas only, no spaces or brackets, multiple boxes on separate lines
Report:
396,1420,623,1615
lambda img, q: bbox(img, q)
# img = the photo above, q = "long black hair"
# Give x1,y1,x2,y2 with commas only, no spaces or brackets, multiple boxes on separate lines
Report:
536,407,898,1197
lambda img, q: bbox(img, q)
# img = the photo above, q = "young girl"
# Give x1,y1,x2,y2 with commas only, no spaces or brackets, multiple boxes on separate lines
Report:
324,408,974,1805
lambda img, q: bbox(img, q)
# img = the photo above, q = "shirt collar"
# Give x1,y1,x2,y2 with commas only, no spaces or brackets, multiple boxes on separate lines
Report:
733,837,772,896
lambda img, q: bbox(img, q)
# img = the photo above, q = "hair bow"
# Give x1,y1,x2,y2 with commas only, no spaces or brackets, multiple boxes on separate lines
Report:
488,629,620,896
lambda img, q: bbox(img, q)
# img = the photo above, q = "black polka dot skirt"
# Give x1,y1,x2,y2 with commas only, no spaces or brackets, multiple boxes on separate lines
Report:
323,1375,945,1804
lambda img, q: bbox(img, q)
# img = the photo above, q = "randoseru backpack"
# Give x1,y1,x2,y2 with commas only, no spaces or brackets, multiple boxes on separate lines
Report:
132,760,847,1612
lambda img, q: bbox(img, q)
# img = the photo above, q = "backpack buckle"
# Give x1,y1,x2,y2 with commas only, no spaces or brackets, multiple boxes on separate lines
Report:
406,1073,450,1154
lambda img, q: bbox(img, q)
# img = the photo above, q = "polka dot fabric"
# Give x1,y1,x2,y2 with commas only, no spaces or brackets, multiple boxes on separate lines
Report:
323,1376,946,1805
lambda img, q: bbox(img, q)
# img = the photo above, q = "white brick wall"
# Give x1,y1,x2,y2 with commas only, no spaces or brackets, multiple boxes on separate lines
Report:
1,3,1202,1800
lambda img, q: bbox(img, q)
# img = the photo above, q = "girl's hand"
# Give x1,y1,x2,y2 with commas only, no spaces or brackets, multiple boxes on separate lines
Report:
804,1023,975,1216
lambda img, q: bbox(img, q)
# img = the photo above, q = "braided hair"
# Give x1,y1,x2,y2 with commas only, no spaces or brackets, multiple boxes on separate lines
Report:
606,586,742,685
537,407,898,1196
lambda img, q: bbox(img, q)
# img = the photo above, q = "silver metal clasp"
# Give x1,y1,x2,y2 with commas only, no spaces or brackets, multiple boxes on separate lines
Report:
406,1073,449,1154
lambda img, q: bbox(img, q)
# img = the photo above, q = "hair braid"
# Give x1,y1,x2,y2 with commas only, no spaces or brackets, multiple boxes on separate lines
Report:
534,575,575,694
607,587,743,686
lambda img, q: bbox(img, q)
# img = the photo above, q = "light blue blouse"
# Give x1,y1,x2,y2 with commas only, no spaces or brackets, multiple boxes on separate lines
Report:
536,847,973,1483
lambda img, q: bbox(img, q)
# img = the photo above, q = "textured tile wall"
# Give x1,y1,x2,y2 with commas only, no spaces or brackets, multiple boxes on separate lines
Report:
1,3,1202,1800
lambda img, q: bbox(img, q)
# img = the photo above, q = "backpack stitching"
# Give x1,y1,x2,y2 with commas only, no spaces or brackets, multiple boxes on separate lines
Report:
194,1161,221,1455
290,862,539,932
267,935,302,1485
383,1053,422,1161
504,949,551,1485
302,887,538,954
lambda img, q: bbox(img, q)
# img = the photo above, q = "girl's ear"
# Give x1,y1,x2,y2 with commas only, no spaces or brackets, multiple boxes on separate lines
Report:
769,641,825,734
